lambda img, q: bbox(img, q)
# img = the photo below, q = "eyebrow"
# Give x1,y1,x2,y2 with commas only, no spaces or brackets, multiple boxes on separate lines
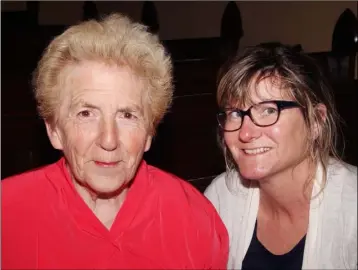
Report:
69,100,97,111
118,106,143,115
70,100,144,115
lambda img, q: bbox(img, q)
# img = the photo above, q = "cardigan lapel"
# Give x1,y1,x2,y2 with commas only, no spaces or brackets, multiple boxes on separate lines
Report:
235,181,260,269
302,163,324,269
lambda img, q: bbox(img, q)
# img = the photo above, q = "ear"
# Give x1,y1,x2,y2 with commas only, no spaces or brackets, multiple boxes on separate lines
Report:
144,134,153,152
312,103,327,140
45,120,64,151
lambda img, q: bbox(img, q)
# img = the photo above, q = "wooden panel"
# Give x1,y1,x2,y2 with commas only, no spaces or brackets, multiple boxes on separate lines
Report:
2,75,37,115
144,59,226,190
1,115,61,178
331,80,357,166
2,115,40,178
163,38,222,62
145,93,225,180
173,60,218,96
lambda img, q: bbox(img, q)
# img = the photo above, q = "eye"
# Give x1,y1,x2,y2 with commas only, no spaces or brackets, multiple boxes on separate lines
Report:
263,107,278,115
77,110,92,118
256,103,278,116
123,112,136,119
228,110,242,119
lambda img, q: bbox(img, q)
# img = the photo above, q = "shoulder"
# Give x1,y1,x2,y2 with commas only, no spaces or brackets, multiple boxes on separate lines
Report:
2,161,63,245
324,159,357,216
324,159,357,267
146,164,221,215
204,170,249,211
145,164,227,231
146,165,229,267
324,158,357,231
204,172,232,198
328,158,357,179
327,158,357,201
2,161,61,208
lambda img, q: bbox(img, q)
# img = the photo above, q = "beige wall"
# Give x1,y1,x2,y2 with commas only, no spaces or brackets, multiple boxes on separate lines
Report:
37,1,143,26
155,1,226,40
2,1,357,53
157,1,357,53
238,1,357,53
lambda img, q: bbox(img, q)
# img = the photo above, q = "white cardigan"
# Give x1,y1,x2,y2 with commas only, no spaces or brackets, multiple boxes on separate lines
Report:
205,159,357,270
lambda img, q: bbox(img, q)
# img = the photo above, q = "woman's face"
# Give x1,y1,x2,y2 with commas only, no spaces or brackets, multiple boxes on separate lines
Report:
224,78,311,181
46,61,152,195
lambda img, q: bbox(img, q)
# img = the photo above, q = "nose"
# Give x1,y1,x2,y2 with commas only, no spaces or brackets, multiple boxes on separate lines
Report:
238,115,262,142
98,118,119,151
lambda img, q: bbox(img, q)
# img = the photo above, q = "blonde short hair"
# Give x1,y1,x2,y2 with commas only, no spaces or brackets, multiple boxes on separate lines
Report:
33,13,173,132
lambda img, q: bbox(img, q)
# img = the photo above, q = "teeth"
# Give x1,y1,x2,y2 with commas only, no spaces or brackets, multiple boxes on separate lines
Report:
243,147,270,155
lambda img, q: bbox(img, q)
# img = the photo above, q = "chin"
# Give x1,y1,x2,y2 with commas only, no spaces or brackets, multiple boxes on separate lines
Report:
86,178,128,197
90,185,126,198
236,156,274,179
238,166,269,181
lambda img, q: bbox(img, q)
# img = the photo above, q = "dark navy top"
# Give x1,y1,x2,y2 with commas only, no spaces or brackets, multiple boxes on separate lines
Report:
242,220,306,270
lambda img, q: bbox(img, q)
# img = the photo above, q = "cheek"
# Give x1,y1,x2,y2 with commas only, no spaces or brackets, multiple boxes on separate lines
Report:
223,133,236,148
270,126,281,142
271,121,308,151
62,122,98,154
121,129,148,154
223,132,240,156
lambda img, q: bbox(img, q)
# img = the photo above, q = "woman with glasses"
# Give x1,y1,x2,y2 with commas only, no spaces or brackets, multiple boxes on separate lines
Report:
205,42,357,270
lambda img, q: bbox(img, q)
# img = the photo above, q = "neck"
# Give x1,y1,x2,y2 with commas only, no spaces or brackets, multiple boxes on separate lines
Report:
258,158,316,221
73,181,129,230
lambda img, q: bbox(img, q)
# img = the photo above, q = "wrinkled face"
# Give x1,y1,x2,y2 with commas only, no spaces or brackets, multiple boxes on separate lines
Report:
224,78,310,181
46,61,152,195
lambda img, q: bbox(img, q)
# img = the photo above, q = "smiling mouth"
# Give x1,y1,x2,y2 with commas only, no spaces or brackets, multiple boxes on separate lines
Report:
94,161,120,167
242,147,271,155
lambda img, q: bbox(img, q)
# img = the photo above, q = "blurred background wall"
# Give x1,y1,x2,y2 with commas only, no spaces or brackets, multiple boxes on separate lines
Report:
2,1,357,190
3,1,356,53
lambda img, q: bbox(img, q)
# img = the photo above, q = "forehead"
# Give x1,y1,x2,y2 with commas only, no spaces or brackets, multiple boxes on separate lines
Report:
59,61,145,109
231,75,295,108
250,76,293,101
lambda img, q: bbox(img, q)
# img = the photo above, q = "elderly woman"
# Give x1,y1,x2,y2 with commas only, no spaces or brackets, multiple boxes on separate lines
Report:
2,13,228,269
205,43,357,269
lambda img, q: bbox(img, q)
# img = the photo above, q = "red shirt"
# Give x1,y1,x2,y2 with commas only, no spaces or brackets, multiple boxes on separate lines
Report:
2,158,228,269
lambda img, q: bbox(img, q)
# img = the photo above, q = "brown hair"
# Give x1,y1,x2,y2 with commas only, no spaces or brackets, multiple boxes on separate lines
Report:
217,42,342,193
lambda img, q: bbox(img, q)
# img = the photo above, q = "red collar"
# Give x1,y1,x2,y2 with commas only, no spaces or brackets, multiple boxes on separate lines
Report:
47,157,151,239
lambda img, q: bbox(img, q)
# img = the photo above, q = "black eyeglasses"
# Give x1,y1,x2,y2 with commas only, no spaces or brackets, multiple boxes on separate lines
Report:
217,100,301,132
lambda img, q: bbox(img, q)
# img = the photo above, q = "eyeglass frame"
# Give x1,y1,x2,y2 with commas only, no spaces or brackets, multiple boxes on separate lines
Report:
217,100,302,132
